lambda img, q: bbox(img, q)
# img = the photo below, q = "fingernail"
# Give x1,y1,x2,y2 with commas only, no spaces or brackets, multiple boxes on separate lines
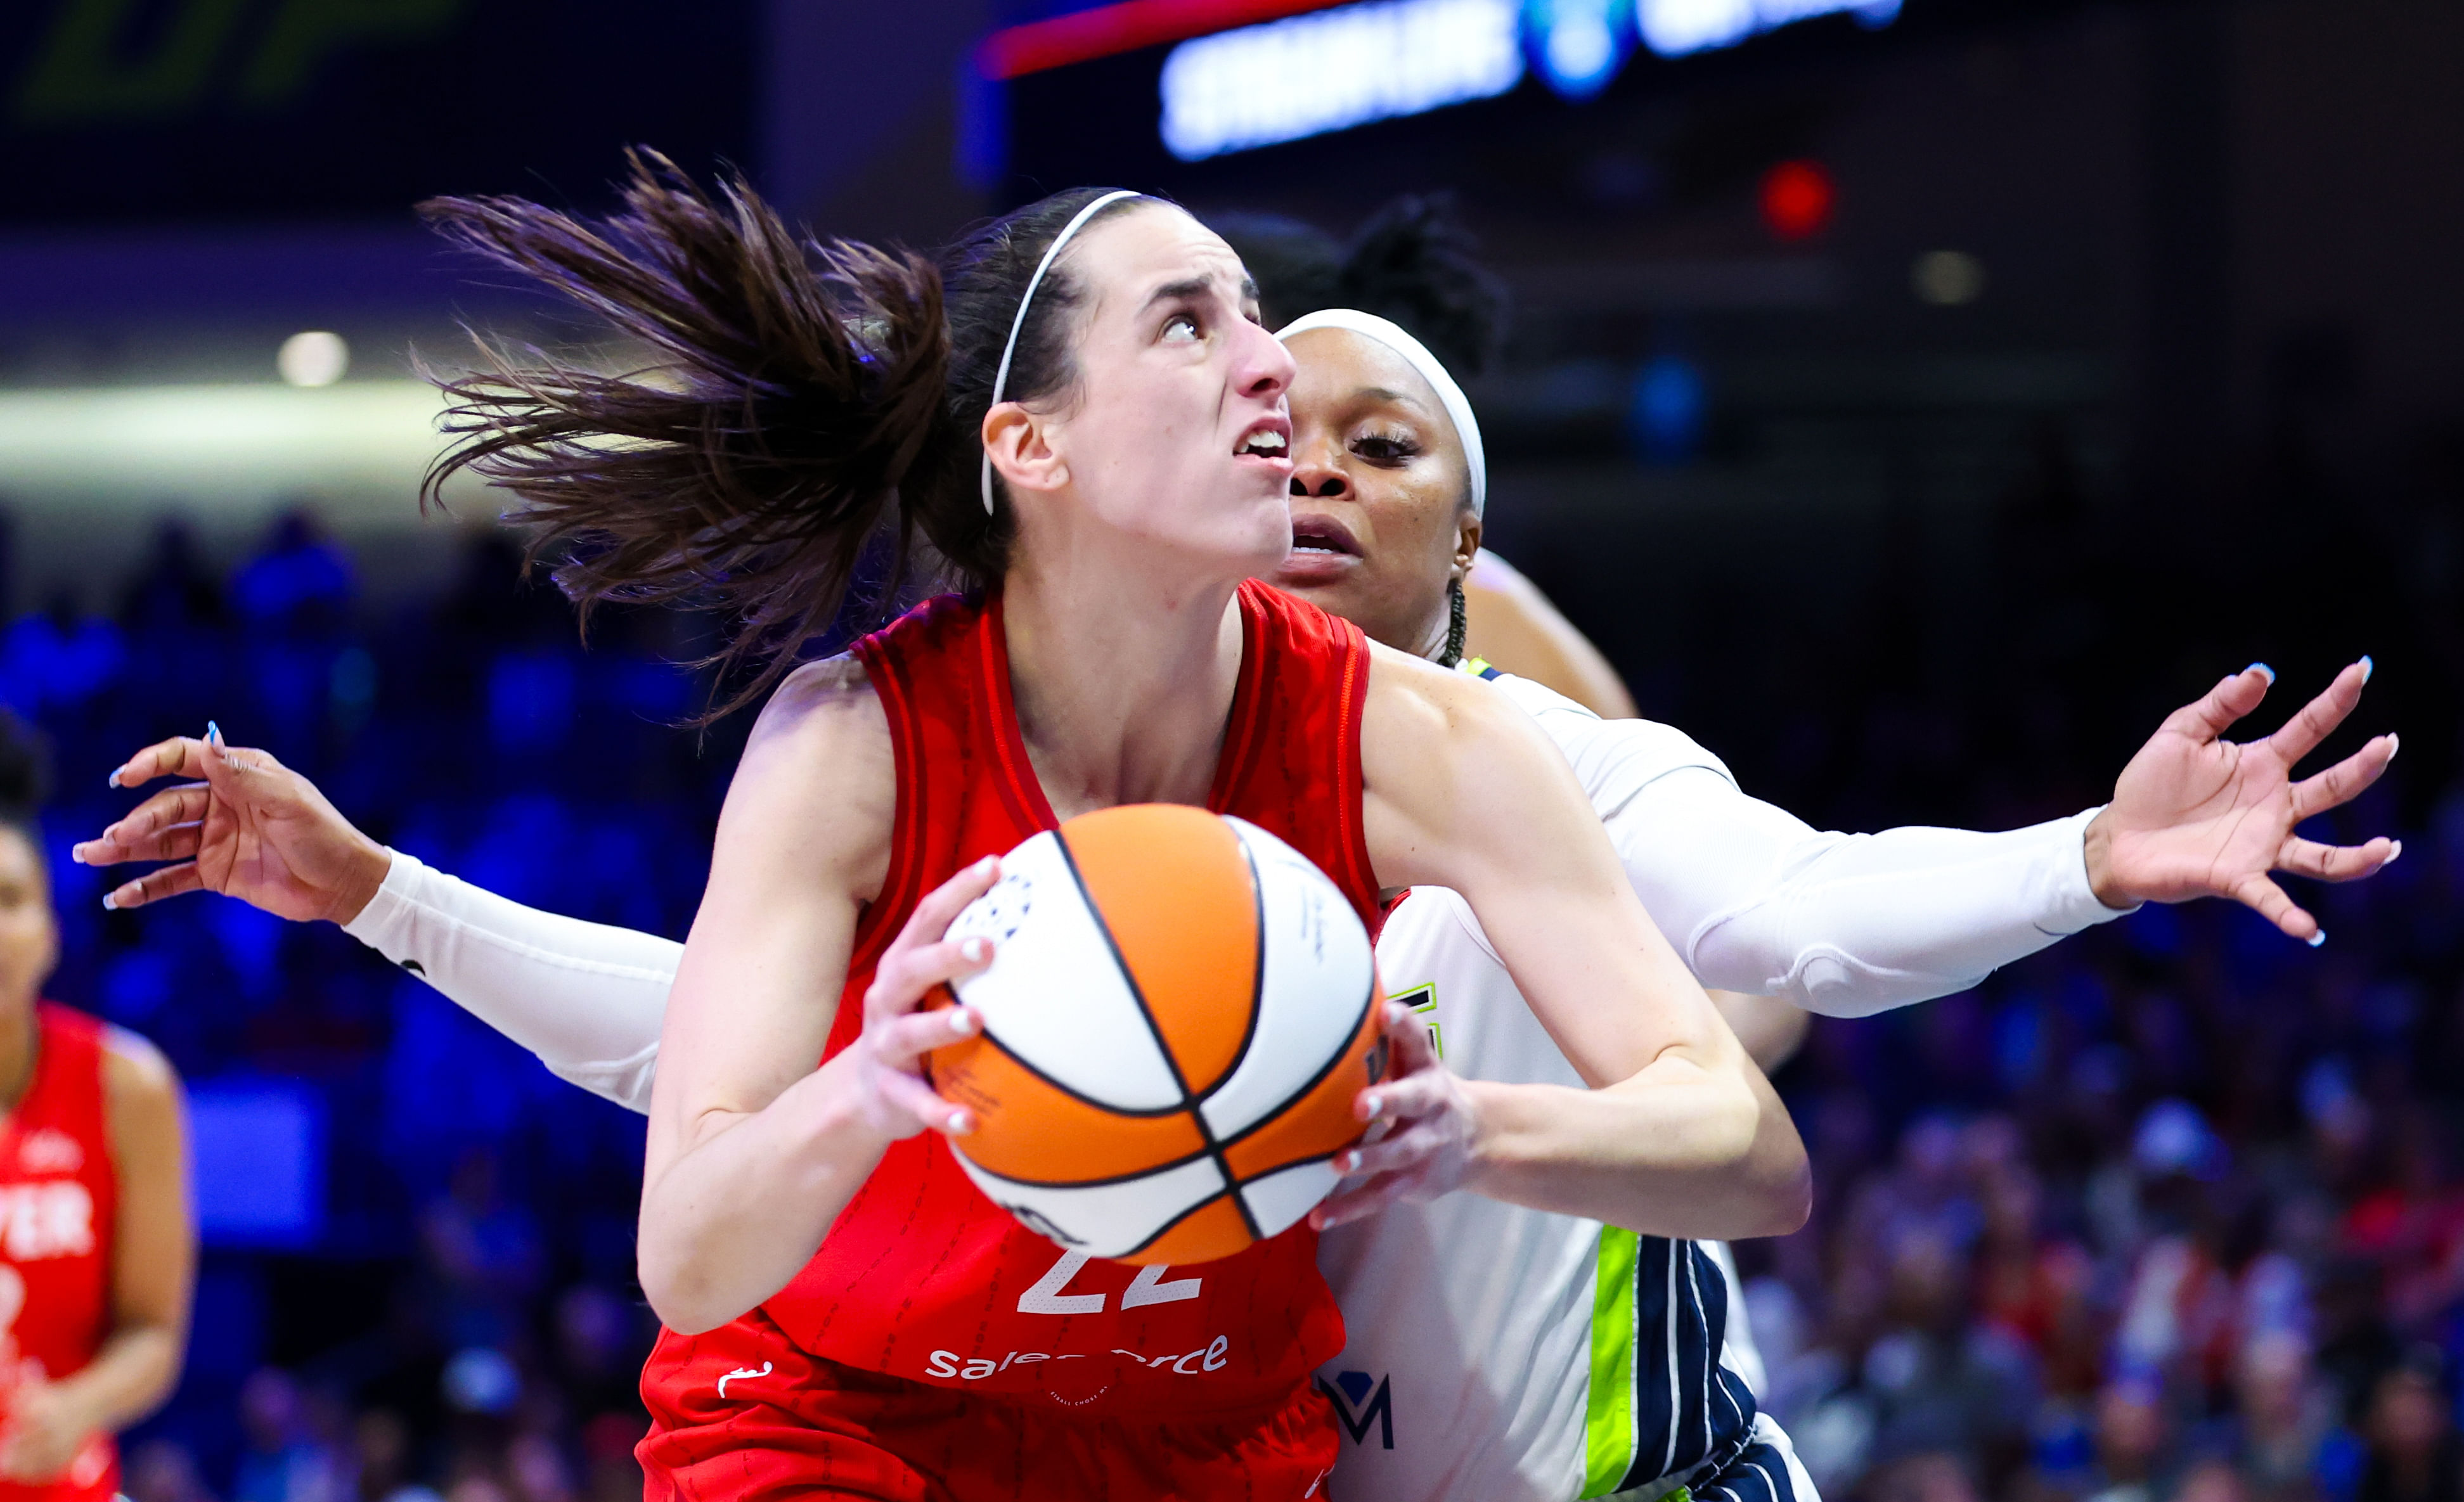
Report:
1338,1150,1360,1174
2307,929,2327,949
977,856,998,875
68,844,85,866
2360,655,2375,683
1362,1092,1383,1117
2387,840,2404,866
947,1109,975,1135
106,766,124,789
2386,733,2400,761
2247,662,2275,684
948,1008,976,1037
960,937,989,965
205,721,224,751
101,893,118,911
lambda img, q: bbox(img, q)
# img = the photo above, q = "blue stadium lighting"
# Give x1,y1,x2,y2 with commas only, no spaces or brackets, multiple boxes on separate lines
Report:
1526,0,1634,101
1634,0,1900,59
1159,0,1525,160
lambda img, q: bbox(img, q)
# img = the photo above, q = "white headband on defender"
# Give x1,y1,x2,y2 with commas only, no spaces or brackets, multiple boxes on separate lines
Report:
1275,308,1487,517
981,189,1145,516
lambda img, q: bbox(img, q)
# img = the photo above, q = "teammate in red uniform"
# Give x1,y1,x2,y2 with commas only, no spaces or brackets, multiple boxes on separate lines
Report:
378,160,1807,1499
0,714,190,1502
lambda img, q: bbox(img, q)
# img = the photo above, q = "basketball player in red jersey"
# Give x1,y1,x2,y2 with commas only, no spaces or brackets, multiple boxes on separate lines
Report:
0,713,191,1502
351,162,1803,1498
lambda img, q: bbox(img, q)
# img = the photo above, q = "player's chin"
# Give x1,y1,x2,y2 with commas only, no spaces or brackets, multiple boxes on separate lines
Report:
1264,564,1372,633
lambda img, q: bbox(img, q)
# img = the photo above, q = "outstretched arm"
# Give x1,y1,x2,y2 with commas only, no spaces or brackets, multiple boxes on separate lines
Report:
77,731,676,1110
1493,662,2394,1019
1340,649,1809,1240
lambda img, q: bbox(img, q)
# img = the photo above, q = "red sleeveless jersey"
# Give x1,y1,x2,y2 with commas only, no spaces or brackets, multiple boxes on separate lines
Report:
648,580,1380,1425
0,1005,120,1502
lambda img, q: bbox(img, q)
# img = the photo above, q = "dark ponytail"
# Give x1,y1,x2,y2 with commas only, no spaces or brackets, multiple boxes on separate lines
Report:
419,152,1147,721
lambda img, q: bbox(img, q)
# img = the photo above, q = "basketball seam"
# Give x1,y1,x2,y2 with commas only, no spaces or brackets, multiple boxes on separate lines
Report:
953,1143,1222,1193
967,1025,1189,1120
1230,1145,1345,1186
1192,824,1269,1107
1209,969,1379,1162
1049,826,1264,1245
1114,1186,1242,1262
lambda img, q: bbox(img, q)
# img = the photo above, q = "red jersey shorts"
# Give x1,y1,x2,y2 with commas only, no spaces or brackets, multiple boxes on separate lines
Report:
641,1311,1338,1502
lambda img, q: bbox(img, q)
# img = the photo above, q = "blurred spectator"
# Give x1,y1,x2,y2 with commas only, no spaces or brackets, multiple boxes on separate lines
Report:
2084,1378,2169,1502
124,1437,219,1502
2355,1358,2462,1502
351,1411,440,1502
421,1150,546,1352
231,1369,344,1502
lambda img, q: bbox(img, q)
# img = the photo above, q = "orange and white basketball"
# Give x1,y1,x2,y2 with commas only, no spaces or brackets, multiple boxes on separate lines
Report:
927,803,1385,1266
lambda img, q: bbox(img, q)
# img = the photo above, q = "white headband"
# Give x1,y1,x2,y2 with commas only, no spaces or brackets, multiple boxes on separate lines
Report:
1275,308,1487,517
981,189,1145,516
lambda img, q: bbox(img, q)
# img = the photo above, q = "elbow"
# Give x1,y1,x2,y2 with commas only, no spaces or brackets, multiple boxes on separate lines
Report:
1721,1085,1812,1239
636,1235,742,1337
639,1269,733,1338
1743,1153,1814,1239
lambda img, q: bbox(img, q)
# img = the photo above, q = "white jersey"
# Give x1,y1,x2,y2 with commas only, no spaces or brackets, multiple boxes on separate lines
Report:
1318,672,1812,1502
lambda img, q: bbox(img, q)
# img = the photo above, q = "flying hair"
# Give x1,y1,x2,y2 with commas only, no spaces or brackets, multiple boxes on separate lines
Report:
416,153,1148,721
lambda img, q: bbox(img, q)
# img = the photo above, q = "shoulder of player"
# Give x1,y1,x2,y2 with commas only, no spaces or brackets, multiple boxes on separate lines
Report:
718,654,894,888
735,655,891,785
755,653,882,735
1362,641,1529,745
99,1025,183,1136
1360,646,1573,859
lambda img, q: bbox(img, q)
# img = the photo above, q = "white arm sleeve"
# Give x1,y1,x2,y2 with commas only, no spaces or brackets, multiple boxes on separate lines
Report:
1488,674,2135,1018
342,850,677,1113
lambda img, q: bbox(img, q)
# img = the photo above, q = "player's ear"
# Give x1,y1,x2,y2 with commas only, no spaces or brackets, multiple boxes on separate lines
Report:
1452,507,1482,583
984,404,1069,500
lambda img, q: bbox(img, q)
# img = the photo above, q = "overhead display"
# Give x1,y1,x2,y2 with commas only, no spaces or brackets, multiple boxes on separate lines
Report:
985,0,1902,173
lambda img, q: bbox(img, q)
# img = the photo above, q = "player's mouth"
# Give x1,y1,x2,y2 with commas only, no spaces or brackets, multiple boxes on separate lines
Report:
1274,513,1364,584
1234,418,1293,475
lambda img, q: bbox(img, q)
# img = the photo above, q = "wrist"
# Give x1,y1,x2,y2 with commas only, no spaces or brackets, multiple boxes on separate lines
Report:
1455,1078,1519,1196
807,1051,905,1159
326,837,393,927
2082,807,2136,911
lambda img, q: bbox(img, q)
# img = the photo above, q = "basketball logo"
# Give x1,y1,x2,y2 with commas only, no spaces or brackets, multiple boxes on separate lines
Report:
929,804,1384,1264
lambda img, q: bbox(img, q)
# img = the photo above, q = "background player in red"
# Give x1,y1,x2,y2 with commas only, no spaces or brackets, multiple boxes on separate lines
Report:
0,710,191,1502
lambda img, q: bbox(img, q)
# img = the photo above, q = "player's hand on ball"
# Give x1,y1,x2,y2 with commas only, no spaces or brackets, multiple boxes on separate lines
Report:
1310,1002,1481,1230
75,723,390,924
2084,660,2399,944
849,856,998,1143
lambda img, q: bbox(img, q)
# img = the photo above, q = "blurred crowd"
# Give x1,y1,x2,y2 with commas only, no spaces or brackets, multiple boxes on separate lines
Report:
15,512,717,1502
7,459,2462,1502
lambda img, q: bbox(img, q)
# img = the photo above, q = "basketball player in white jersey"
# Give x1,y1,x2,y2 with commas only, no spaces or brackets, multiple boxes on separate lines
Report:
77,316,2394,1502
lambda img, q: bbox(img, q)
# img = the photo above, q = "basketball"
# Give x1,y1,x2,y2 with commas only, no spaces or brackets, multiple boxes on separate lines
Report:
926,804,1386,1266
